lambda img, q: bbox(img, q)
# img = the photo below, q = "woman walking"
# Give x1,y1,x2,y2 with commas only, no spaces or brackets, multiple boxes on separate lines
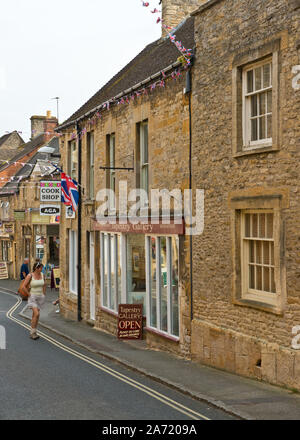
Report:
23,262,46,340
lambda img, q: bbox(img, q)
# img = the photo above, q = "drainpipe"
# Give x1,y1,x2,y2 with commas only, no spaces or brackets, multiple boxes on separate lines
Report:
76,122,82,321
185,64,193,322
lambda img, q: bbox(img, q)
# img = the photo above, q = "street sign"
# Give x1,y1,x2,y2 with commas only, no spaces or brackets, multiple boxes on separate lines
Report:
40,181,61,202
40,205,61,216
118,304,143,340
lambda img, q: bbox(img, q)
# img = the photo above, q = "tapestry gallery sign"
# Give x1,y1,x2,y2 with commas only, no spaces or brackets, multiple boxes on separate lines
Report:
40,181,61,202
117,304,143,340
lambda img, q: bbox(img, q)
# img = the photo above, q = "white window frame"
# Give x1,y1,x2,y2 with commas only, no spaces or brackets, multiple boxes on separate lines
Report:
69,230,78,295
241,209,279,306
100,232,125,313
88,132,95,200
68,140,77,180
145,235,179,339
243,58,273,150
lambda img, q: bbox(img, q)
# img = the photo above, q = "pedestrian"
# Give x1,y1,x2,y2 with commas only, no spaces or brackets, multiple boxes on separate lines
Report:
22,262,46,340
20,258,30,280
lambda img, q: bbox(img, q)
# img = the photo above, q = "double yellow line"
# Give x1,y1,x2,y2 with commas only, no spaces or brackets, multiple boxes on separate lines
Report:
5,292,210,421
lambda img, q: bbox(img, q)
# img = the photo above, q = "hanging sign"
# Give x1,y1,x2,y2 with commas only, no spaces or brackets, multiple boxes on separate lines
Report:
40,205,61,216
118,304,143,340
40,181,61,202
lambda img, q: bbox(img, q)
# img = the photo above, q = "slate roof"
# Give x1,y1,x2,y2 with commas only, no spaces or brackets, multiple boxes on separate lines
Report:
0,137,60,196
59,16,195,129
0,133,45,173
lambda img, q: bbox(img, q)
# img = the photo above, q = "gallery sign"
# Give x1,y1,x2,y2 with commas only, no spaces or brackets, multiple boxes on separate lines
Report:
40,205,61,216
40,181,61,202
117,304,143,340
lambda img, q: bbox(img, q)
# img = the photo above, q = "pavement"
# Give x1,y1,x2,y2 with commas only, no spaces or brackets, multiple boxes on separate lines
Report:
2,279,300,420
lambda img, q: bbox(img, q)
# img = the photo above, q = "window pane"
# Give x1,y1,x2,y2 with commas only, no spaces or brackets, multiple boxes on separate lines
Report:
263,267,270,292
252,214,258,237
160,237,168,333
117,236,122,307
256,241,262,264
110,235,116,311
103,234,109,307
259,214,266,238
171,237,179,337
245,214,251,237
270,243,274,266
256,266,262,290
247,70,253,93
127,235,146,315
266,214,273,238
150,238,157,328
259,93,266,115
263,241,270,264
263,64,271,88
259,116,266,139
255,67,262,90
251,119,258,141
249,265,255,289
251,96,257,117
249,241,255,263
271,268,276,293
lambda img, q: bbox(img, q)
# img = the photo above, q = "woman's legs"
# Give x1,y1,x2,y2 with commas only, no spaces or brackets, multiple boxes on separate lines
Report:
30,307,40,338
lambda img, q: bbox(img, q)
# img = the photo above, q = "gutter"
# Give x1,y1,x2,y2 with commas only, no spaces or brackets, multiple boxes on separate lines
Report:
56,60,182,132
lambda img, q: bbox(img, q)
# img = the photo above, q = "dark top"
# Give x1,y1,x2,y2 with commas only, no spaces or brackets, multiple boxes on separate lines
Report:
20,263,29,280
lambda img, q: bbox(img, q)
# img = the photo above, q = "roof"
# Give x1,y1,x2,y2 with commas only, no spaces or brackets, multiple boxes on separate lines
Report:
0,133,45,173
0,131,24,149
59,16,195,129
0,136,60,196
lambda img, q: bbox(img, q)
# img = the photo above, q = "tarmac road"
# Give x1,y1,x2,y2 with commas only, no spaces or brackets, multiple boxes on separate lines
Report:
0,289,237,421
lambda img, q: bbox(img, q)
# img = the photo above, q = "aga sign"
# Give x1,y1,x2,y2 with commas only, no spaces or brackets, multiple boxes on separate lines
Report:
40,205,61,216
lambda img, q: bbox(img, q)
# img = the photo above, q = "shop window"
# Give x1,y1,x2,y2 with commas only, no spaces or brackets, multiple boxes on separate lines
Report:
127,235,146,315
100,233,121,312
146,236,179,337
69,230,77,294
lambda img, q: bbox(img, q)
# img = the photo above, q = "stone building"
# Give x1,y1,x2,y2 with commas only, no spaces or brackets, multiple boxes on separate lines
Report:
57,0,300,391
57,3,196,356
189,0,300,389
0,113,59,279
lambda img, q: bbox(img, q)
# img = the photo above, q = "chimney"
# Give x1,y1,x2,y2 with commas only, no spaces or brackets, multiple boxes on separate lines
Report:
30,110,58,141
161,0,203,36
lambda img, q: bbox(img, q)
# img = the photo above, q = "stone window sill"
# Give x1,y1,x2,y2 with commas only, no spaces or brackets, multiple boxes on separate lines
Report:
233,297,283,316
234,146,279,158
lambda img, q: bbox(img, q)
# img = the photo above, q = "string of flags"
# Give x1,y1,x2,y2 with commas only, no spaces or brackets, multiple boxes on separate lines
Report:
140,0,192,65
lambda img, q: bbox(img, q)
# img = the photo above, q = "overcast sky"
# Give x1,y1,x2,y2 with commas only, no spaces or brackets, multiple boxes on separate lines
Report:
0,0,161,141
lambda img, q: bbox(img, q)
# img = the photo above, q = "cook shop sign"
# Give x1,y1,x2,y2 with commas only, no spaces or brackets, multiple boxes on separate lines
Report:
40,181,61,202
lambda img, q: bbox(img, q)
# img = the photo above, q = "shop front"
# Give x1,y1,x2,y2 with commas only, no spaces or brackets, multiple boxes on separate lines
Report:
93,219,184,343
